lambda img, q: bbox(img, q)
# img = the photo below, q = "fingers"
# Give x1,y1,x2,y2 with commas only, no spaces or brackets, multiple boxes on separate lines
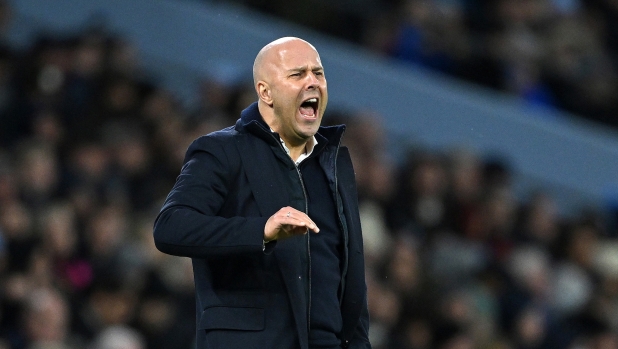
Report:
264,207,321,242
281,207,320,233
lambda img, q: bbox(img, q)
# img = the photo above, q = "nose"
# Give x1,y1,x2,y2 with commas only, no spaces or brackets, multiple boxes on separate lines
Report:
306,72,320,89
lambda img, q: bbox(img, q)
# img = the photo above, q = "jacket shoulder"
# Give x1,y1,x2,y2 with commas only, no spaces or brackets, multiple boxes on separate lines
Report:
194,125,237,143
183,126,241,164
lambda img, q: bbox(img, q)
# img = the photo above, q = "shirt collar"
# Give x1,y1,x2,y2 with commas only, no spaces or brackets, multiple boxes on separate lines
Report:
271,129,318,165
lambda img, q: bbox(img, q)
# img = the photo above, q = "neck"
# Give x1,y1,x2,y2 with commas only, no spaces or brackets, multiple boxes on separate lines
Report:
285,141,307,162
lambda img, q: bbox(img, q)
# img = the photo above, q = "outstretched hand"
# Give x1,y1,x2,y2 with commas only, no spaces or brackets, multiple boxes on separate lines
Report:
264,206,320,242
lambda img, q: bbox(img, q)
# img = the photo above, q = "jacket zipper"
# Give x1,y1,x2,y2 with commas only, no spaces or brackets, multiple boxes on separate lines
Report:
294,164,311,332
265,128,312,333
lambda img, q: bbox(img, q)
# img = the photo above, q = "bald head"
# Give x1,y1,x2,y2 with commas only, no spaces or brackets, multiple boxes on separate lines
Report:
251,36,327,152
252,37,319,88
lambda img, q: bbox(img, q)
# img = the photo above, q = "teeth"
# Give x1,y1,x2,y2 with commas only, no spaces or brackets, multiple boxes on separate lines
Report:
306,98,317,103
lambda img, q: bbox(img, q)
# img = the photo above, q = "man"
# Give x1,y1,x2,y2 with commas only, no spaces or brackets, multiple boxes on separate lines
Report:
153,37,371,349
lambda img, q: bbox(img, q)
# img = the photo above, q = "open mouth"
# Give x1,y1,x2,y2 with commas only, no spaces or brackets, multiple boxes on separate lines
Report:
299,97,319,118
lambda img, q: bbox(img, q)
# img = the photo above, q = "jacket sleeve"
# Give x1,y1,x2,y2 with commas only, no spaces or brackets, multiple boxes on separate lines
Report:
153,135,269,258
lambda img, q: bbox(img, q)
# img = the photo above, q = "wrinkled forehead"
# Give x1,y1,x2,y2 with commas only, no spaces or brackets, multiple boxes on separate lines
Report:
271,40,322,70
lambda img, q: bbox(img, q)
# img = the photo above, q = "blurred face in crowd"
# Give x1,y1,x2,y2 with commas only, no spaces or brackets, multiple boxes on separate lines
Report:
25,288,69,343
254,37,328,148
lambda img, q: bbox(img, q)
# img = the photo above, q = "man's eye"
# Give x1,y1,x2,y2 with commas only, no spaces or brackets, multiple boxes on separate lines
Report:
315,71,323,76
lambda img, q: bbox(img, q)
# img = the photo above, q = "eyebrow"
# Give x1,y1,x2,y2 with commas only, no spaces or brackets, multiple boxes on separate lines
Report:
288,65,324,73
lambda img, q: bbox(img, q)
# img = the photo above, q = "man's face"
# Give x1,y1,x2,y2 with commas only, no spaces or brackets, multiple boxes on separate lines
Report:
266,40,328,145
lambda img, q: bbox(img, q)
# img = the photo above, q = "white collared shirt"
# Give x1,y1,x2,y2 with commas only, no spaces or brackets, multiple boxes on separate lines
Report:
277,134,318,165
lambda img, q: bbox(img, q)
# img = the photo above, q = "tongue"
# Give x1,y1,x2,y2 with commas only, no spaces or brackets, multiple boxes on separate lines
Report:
299,105,315,117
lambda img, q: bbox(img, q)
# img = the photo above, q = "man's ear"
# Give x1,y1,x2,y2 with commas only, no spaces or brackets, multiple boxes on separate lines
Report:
256,81,273,106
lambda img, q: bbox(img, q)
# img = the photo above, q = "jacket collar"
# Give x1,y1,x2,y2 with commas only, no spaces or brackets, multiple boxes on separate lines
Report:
236,102,346,148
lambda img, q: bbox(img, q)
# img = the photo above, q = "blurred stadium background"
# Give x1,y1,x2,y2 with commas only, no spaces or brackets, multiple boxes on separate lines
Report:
1,0,618,348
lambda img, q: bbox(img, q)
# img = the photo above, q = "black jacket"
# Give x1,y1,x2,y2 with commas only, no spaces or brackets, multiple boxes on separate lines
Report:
153,102,371,349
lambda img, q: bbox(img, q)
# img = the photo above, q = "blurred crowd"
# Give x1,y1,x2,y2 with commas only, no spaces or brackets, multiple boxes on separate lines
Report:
0,25,202,349
237,0,618,129
0,1,618,349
